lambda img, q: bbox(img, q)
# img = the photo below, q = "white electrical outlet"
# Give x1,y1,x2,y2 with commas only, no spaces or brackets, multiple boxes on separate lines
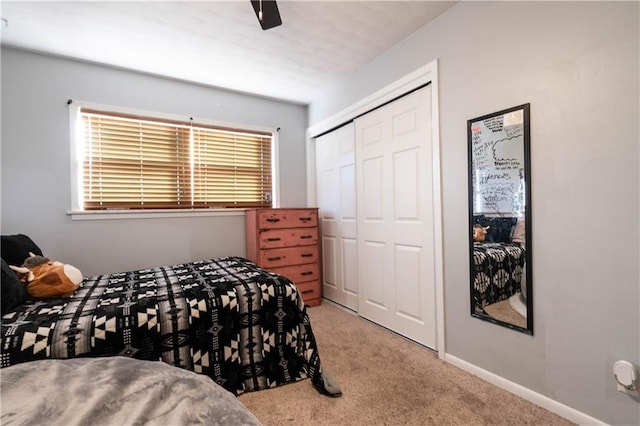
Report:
613,360,637,393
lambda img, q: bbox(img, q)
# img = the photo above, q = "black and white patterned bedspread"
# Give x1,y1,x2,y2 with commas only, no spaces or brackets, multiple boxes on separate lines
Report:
472,243,525,309
1,256,332,396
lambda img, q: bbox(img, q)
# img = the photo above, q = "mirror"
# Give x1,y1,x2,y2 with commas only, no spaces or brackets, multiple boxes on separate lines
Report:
467,103,532,334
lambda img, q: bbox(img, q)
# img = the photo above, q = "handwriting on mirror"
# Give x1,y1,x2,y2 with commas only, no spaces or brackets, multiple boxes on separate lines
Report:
471,117,525,214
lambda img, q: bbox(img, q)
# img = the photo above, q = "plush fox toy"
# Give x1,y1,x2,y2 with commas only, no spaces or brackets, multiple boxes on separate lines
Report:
10,253,82,298
473,224,490,242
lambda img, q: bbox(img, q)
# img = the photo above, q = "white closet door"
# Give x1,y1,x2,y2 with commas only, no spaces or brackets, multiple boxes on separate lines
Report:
355,86,437,349
315,123,358,310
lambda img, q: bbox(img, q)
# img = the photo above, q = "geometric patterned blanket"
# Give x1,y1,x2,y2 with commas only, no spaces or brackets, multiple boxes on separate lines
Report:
472,243,525,309
1,256,335,396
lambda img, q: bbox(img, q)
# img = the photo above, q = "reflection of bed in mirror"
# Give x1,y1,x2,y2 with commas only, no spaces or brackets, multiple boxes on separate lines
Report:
472,215,526,328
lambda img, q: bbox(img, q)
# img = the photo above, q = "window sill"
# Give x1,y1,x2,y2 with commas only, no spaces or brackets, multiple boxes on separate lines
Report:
67,208,248,221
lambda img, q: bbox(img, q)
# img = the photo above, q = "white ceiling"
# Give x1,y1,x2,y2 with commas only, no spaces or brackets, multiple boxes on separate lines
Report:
0,1,455,104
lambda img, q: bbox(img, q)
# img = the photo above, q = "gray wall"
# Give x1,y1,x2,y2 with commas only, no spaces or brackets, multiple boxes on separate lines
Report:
310,2,639,425
1,48,308,275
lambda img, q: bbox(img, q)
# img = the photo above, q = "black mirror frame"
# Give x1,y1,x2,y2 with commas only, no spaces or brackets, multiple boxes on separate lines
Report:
467,103,533,335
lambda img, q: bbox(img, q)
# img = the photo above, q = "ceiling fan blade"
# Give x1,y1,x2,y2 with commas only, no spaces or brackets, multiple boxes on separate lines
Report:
250,0,282,30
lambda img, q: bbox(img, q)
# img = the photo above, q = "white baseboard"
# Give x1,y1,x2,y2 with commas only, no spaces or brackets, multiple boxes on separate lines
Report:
444,354,607,426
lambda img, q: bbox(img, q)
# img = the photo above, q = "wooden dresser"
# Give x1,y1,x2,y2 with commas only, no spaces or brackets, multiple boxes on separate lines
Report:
245,208,322,307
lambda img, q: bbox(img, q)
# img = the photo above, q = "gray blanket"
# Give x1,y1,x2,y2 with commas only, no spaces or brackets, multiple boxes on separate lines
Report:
1,357,260,426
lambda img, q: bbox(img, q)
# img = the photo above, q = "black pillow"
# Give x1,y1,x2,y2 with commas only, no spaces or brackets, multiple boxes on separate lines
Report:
1,234,43,267
1,257,27,314
473,216,517,243
473,215,487,226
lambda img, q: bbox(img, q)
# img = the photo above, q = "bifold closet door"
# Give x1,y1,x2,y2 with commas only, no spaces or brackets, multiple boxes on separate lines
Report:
355,86,437,349
315,123,358,310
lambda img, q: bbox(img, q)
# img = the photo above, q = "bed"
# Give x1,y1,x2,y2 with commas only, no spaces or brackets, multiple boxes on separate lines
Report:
1,234,340,400
471,215,526,312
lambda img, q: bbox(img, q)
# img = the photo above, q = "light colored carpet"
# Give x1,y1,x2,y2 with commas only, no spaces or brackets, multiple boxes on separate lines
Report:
484,297,527,329
239,302,573,425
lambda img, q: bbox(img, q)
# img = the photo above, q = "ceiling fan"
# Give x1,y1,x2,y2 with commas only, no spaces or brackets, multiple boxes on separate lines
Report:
250,0,282,30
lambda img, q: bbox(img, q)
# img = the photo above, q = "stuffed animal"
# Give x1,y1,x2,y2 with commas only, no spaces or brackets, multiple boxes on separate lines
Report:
10,253,82,299
473,224,490,242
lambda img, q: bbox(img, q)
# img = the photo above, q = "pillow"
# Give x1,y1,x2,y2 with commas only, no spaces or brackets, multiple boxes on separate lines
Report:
473,216,517,243
1,257,27,314
473,215,487,227
511,218,526,245
1,234,44,267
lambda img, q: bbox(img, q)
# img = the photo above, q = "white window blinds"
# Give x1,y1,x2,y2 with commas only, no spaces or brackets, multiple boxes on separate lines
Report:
80,109,273,210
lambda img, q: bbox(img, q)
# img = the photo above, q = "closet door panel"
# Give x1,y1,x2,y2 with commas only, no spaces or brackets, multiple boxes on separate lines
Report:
315,123,358,310
356,86,436,349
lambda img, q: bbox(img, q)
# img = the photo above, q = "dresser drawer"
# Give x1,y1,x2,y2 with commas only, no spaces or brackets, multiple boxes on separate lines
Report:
259,246,319,268
258,228,318,249
295,280,321,305
271,263,319,284
257,209,318,230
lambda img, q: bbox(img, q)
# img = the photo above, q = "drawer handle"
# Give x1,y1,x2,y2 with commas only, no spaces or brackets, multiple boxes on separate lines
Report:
301,253,313,258
300,235,313,239
267,256,283,261
299,217,312,222
301,271,313,276
266,237,281,242
301,289,314,295
266,218,281,223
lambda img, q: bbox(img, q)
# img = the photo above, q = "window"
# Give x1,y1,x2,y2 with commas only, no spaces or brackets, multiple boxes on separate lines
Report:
70,104,274,212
